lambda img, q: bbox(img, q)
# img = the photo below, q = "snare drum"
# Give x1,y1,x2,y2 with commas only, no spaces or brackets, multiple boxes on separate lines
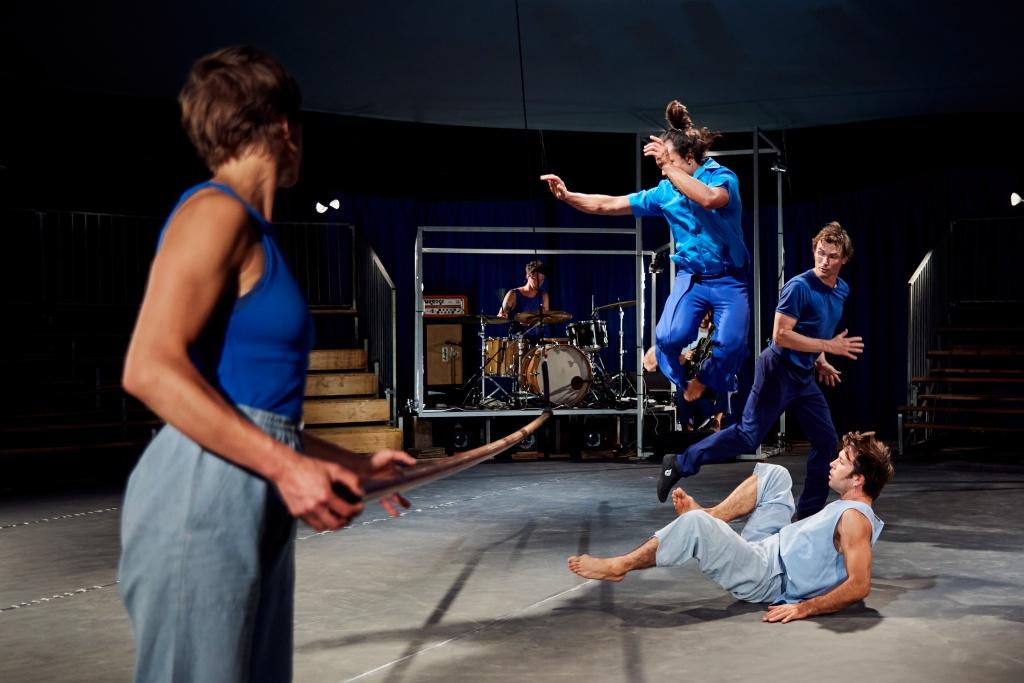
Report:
520,344,593,406
484,337,521,376
567,320,609,351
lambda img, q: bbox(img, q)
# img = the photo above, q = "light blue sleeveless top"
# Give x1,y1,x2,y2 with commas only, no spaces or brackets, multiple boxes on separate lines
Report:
776,500,884,603
158,181,315,421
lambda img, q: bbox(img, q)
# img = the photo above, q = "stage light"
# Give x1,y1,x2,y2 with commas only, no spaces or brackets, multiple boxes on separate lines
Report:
316,198,341,214
1012,192,1022,207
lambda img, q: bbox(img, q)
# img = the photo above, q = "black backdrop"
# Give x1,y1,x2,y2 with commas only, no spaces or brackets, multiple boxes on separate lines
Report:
3,89,1023,439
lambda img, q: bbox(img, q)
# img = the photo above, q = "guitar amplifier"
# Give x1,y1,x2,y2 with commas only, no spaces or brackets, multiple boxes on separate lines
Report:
423,294,469,317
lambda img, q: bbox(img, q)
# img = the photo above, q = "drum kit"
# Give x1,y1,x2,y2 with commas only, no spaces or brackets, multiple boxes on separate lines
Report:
457,300,638,409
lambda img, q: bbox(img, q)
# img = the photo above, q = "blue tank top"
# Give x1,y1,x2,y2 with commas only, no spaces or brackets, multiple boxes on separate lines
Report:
508,287,544,337
775,500,884,603
158,181,315,421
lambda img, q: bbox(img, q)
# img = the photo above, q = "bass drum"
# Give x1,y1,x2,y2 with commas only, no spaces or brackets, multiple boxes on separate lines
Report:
520,344,593,407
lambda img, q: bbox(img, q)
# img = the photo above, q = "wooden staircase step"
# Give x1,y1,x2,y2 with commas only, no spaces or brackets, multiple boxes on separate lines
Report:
917,393,1024,403
305,426,402,454
308,349,367,371
0,418,163,434
937,326,1024,334
903,423,1024,434
305,372,377,397
912,376,1024,384
927,368,1024,375
928,349,1024,357
0,441,151,457
303,398,389,425
898,405,1024,415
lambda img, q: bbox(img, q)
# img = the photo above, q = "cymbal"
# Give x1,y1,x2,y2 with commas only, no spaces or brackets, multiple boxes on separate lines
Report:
593,300,636,312
514,310,572,326
451,314,510,325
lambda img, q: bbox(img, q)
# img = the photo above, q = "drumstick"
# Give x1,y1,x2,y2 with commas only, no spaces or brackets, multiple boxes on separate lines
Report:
349,411,552,503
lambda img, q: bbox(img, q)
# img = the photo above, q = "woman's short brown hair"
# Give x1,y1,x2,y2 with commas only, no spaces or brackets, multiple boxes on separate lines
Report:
179,46,302,171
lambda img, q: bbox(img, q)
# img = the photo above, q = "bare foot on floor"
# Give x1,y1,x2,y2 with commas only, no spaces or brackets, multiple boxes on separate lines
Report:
672,488,704,516
567,554,625,582
683,377,706,402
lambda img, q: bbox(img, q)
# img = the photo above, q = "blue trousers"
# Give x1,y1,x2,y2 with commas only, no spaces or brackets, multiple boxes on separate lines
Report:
655,271,748,394
654,463,791,603
674,346,837,518
119,405,298,683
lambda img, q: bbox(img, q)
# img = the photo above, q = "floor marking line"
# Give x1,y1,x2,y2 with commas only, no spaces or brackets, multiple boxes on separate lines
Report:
0,581,119,613
0,507,120,531
339,582,589,682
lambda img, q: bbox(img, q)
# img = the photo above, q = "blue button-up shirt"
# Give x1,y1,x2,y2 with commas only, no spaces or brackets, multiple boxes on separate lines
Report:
628,158,746,275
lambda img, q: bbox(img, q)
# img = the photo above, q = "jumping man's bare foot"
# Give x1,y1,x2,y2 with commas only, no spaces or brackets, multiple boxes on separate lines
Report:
567,554,626,582
671,488,704,516
683,377,706,402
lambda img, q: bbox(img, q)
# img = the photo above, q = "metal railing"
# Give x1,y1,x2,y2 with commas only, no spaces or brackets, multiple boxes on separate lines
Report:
274,221,356,311
354,231,398,425
906,238,948,405
907,217,1024,400
5,209,163,308
904,217,1024,448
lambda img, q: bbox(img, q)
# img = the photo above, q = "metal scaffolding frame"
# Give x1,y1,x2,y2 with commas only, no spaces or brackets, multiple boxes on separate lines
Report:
412,225,660,455
410,128,784,458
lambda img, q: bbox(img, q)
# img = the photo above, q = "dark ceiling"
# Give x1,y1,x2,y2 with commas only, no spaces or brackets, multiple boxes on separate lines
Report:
11,1,1024,133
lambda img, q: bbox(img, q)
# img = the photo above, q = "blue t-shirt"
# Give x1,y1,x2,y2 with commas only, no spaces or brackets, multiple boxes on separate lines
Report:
628,158,746,275
159,182,315,421
771,269,849,370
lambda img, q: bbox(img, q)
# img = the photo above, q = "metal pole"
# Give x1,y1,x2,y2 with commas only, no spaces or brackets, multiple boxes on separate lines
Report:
776,156,786,438
635,133,645,457
751,128,762,459
753,127,762,358
414,227,424,411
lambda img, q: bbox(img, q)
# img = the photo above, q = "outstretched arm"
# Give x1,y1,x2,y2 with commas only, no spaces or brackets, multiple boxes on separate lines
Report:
763,509,874,623
772,312,864,360
540,174,632,216
643,136,729,210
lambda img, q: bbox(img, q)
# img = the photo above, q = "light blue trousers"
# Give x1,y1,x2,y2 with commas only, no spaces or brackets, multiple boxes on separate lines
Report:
654,463,793,603
119,406,298,683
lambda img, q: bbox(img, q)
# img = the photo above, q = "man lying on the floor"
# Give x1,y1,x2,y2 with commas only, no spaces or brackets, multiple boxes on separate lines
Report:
568,431,893,623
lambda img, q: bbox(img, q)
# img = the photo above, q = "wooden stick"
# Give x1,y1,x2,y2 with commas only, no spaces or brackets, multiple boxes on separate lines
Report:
363,411,551,502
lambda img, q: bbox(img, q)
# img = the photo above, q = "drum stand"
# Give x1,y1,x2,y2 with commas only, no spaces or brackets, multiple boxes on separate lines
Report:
462,318,513,408
607,305,636,401
511,322,543,408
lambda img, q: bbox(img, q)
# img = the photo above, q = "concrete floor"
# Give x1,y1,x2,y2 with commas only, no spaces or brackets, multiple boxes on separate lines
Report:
2,448,1023,682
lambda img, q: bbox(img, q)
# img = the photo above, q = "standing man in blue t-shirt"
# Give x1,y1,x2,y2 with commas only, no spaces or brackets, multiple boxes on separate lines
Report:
541,100,749,406
658,222,863,519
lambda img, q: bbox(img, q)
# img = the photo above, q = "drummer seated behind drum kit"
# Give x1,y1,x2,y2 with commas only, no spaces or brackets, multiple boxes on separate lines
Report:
457,300,641,409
